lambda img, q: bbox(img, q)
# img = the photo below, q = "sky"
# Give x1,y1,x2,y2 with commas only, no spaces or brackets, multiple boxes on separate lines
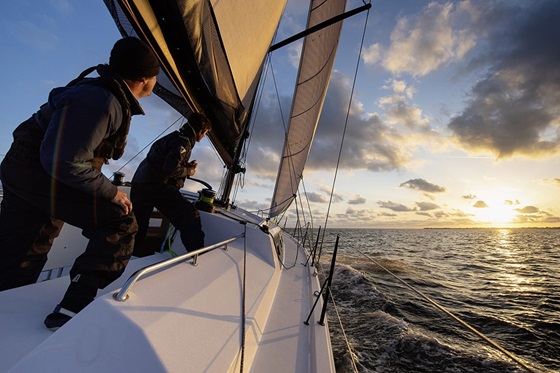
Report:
1,0,560,229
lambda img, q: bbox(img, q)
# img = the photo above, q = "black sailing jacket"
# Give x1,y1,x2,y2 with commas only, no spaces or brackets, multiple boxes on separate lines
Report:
12,76,144,201
131,130,196,190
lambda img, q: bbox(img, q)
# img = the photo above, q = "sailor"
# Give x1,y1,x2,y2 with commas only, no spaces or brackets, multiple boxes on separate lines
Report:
130,113,211,257
0,37,159,330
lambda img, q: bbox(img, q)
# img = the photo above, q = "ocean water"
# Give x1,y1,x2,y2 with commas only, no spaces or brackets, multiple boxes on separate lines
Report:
314,228,560,373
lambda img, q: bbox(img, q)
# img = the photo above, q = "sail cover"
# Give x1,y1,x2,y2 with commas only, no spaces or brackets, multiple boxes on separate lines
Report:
104,0,287,166
269,0,347,218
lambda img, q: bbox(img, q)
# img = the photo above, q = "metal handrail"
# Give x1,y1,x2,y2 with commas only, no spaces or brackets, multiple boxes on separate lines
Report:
113,235,242,301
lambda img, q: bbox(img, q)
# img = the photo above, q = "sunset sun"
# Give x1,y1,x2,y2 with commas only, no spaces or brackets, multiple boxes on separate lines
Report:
472,198,517,225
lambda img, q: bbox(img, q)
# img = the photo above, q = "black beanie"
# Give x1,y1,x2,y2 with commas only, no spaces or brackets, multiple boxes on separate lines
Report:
109,37,160,80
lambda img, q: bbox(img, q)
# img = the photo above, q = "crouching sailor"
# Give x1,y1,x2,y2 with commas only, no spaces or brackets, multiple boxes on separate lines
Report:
0,37,159,330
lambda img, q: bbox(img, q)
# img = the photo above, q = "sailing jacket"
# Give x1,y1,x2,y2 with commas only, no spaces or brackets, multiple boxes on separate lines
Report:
10,73,144,201
132,130,196,190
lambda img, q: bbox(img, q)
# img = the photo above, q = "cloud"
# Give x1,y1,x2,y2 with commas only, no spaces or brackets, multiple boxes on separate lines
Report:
378,200,414,212
246,71,415,177
378,80,430,129
473,200,488,208
462,194,477,199
348,195,366,205
515,205,540,214
513,205,558,224
307,192,329,203
543,178,560,187
416,201,440,211
400,178,446,193
233,199,270,213
362,43,382,65
504,199,520,205
306,71,412,172
319,186,344,202
372,2,476,76
448,1,560,158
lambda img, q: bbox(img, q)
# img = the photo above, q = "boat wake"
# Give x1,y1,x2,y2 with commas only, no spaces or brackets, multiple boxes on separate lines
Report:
322,262,527,373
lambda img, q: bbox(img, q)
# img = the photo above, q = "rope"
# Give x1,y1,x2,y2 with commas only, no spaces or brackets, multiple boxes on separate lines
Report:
162,225,178,257
356,249,540,373
327,285,360,372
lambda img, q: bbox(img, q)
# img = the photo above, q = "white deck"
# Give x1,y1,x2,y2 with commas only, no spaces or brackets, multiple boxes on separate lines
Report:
0,207,334,372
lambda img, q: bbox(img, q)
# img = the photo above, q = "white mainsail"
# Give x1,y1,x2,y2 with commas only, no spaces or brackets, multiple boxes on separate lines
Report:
269,0,348,218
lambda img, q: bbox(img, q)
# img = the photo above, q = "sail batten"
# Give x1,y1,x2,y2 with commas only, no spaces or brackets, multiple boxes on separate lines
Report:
269,0,348,218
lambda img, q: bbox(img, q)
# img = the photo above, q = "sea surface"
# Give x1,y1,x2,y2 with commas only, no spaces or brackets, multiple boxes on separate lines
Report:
314,228,559,373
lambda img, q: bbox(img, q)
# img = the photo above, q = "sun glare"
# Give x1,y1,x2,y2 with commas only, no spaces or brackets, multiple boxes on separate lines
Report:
471,197,517,226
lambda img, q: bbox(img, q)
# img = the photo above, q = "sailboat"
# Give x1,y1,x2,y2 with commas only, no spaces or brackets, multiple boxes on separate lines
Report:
0,0,370,371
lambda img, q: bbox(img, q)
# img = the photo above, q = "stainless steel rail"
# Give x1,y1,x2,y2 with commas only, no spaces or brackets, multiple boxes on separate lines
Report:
113,235,242,301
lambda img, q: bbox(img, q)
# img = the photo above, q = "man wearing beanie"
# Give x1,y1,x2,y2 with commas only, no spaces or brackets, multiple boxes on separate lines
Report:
0,37,159,330
130,113,211,257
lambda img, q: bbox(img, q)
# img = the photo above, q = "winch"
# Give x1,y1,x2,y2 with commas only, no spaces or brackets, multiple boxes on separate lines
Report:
195,188,216,213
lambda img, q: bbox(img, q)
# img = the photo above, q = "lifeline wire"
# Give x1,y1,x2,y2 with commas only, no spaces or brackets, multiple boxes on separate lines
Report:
114,115,183,175
357,249,541,373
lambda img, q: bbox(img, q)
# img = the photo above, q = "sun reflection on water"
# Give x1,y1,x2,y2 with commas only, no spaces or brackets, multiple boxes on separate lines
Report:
492,229,534,293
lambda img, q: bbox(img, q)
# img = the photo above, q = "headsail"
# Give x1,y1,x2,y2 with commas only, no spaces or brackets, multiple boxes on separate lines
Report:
269,0,348,218
103,0,287,174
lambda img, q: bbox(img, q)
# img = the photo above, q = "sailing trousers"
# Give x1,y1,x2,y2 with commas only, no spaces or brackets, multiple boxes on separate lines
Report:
130,182,204,257
0,138,137,313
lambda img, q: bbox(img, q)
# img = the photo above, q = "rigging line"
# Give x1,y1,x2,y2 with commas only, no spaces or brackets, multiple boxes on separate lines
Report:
300,177,314,233
114,115,184,174
320,6,370,250
239,222,247,373
230,55,273,203
327,285,359,373
240,53,272,161
357,249,541,373
296,184,315,255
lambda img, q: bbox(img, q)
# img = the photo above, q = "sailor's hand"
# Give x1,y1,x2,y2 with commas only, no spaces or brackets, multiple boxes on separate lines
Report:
187,160,198,176
111,189,133,214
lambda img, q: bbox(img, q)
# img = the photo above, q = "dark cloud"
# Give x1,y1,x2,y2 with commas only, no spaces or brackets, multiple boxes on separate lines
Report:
416,211,432,217
234,199,270,213
348,195,366,205
378,200,414,212
242,71,410,180
400,178,446,193
448,1,560,158
306,72,410,172
513,206,557,224
307,192,329,203
319,186,344,202
379,211,397,217
416,201,440,211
